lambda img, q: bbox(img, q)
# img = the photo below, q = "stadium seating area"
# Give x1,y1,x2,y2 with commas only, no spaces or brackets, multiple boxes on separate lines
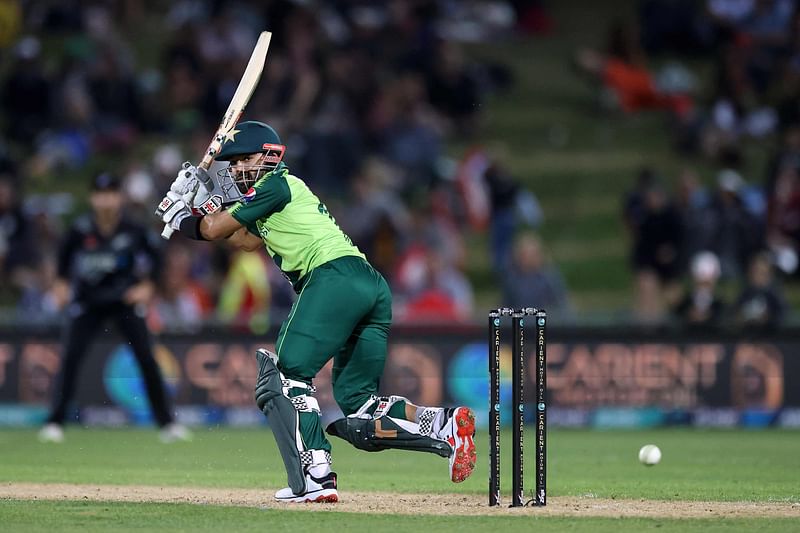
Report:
2,0,800,328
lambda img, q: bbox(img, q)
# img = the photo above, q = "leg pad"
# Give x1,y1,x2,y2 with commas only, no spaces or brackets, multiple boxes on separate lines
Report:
254,349,308,494
326,415,452,458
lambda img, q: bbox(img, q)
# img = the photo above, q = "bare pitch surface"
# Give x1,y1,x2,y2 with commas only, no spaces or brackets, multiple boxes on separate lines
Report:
2,482,798,518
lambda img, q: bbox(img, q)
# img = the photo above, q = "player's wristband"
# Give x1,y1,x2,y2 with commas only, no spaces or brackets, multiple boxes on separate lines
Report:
179,216,208,241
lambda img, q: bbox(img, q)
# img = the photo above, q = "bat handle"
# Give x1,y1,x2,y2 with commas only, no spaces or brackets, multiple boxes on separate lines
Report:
161,224,175,240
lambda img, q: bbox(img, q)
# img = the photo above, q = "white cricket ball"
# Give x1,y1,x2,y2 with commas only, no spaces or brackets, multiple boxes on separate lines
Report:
638,444,661,466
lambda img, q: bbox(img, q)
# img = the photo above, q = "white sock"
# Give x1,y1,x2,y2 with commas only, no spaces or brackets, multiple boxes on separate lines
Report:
308,463,331,479
413,406,447,437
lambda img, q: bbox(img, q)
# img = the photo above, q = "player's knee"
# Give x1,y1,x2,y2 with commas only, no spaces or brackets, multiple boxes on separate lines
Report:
276,353,311,383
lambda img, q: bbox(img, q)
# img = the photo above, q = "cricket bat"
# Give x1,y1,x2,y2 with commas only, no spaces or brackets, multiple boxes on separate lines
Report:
161,30,272,239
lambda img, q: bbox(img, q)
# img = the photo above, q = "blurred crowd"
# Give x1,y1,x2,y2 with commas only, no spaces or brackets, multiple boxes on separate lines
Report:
599,0,800,329
0,0,557,330
624,165,787,330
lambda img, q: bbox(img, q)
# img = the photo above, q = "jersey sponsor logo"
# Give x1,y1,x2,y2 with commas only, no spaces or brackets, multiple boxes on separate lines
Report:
243,187,257,203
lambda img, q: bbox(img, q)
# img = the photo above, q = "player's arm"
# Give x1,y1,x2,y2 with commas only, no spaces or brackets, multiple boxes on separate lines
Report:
227,226,263,251
176,209,242,241
121,228,158,306
159,167,289,240
200,209,242,240
50,225,80,309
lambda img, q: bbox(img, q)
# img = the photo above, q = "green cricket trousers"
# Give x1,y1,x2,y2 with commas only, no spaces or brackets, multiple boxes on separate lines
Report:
274,255,392,452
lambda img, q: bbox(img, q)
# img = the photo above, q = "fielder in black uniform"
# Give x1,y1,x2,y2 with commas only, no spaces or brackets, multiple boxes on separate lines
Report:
39,173,190,443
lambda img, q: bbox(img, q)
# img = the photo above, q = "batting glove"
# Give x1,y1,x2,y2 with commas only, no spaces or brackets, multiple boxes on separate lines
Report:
192,187,224,216
171,162,201,196
155,190,193,230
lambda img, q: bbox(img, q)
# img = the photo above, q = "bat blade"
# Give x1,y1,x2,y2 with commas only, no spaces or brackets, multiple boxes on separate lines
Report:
200,30,272,170
161,30,271,240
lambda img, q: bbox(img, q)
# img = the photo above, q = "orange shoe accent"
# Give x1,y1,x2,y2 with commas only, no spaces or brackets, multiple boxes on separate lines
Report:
451,407,477,483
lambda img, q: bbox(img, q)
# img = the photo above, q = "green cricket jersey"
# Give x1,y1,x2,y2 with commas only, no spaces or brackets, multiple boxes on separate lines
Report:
228,164,365,290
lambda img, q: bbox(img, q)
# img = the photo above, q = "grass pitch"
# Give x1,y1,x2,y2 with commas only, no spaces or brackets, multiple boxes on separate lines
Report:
0,428,798,531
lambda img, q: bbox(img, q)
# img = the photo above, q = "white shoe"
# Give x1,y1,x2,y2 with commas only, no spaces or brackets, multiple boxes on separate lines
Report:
159,423,192,443
38,423,64,443
274,472,338,503
436,406,477,483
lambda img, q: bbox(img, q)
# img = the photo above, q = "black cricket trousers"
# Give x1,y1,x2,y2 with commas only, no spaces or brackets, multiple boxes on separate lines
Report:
46,303,173,427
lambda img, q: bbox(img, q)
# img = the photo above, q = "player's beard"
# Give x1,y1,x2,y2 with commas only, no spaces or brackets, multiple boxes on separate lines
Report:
231,165,269,194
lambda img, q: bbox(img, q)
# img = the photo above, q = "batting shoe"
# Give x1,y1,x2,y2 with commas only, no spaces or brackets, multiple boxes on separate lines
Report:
274,472,338,503
437,407,477,483
38,423,64,443
159,423,193,443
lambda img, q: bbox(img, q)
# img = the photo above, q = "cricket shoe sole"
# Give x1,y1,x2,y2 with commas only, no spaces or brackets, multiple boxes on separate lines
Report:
445,407,477,483
274,472,338,503
274,489,338,503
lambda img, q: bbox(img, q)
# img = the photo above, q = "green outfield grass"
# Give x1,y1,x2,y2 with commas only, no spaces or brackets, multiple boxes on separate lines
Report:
2,501,798,533
1,428,798,501
1,428,798,531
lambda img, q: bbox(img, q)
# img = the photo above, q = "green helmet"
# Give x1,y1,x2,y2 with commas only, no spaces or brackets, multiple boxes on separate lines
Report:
216,120,285,162
215,120,287,198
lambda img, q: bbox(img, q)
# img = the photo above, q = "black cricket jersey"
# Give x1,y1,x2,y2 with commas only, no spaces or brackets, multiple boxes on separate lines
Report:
57,215,162,307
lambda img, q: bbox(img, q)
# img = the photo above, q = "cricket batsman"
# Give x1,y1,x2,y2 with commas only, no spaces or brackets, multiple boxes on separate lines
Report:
156,121,476,503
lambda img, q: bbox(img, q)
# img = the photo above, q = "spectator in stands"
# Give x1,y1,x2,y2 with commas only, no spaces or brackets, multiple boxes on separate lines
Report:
733,251,786,330
216,249,271,334
88,47,141,152
16,254,60,323
340,158,411,277
674,168,713,271
148,242,212,333
628,178,684,323
425,40,482,135
371,72,444,194
701,42,779,162
674,251,726,329
0,36,52,144
0,173,39,304
396,248,474,323
294,45,367,196
764,125,800,201
766,160,800,275
28,51,94,177
623,167,659,237
483,154,543,274
706,169,765,279
740,0,795,93
502,232,572,320
574,20,693,118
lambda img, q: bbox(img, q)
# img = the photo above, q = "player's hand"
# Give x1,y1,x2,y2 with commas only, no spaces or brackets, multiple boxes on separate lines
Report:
156,190,193,230
192,186,223,216
171,162,200,196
